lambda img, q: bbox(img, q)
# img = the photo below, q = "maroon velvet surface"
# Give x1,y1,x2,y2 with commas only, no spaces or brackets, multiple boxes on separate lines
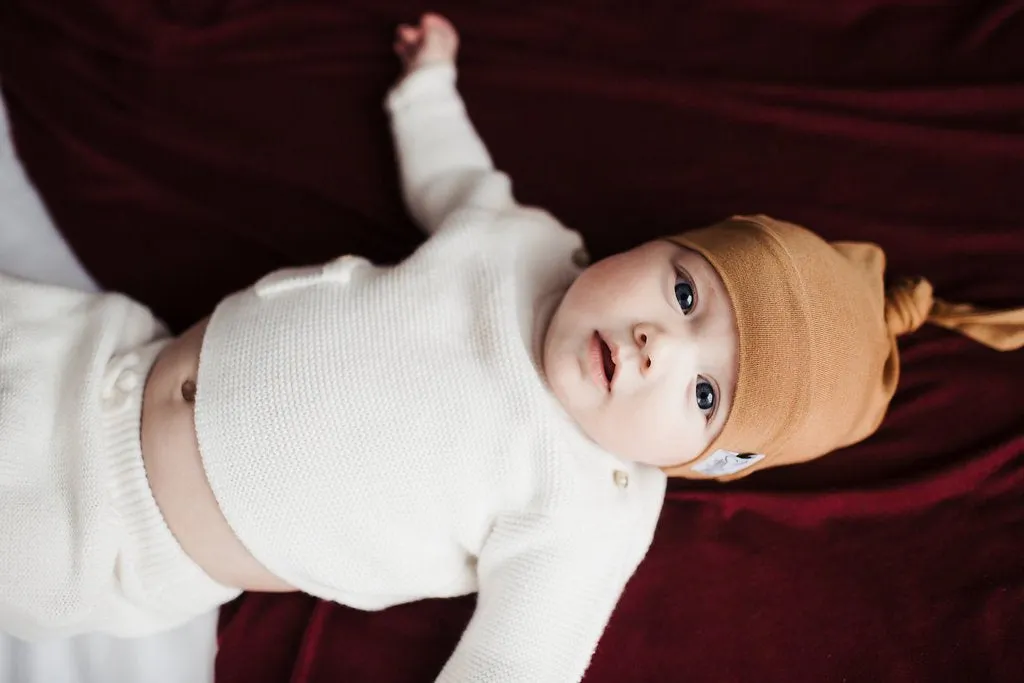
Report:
2,1,1023,681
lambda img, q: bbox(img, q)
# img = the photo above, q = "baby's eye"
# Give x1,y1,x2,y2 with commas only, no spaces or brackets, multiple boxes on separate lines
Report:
696,379,716,415
674,271,696,314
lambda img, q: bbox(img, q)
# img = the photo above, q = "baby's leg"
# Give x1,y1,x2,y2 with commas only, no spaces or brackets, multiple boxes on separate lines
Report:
0,88,98,291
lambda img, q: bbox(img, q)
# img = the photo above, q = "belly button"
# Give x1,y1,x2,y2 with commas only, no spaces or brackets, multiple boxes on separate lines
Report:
181,379,197,403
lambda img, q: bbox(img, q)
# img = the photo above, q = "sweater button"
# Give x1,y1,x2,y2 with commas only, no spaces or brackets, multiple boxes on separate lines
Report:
571,248,590,268
612,470,629,489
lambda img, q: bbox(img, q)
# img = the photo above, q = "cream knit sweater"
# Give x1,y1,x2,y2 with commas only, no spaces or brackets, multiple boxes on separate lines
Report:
194,64,667,682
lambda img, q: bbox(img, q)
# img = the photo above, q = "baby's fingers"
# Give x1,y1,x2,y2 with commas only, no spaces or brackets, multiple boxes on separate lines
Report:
417,13,459,59
397,25,421,43
394,25,423,55
393,25,420,61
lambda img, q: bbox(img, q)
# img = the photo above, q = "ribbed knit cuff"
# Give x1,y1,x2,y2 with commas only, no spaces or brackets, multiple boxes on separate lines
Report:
386,62,458,113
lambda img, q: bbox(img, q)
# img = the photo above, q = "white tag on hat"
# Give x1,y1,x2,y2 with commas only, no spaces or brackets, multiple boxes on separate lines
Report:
690,449,765,477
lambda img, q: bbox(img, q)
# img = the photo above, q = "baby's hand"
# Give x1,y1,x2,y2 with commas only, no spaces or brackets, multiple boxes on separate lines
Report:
394,13,459,75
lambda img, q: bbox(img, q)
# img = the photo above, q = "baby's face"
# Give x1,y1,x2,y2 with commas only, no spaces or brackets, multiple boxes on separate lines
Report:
543,240,738,468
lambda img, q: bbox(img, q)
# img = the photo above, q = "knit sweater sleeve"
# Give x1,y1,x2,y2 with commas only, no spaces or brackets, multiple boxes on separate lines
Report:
386,63,515,233
435,510,648,683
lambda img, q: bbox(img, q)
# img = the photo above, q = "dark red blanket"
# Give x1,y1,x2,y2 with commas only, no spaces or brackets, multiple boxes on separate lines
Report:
2,1,1022,681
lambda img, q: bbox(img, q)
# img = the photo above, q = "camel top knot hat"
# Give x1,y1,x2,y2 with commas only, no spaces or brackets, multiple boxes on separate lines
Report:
663,215,1024,481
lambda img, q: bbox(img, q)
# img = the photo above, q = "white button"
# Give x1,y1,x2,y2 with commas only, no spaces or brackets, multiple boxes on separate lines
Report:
571,248,590,268
613,470,629,489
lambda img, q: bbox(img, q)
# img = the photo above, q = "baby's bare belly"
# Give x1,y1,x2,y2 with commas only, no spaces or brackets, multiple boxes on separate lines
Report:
141,317,294,593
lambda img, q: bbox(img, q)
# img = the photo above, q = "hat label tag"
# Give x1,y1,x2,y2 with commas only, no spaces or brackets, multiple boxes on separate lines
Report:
691,450,765,477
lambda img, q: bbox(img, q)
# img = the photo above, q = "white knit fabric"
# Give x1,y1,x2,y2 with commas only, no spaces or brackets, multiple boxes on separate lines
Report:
194,64,668,682
0,273,240,640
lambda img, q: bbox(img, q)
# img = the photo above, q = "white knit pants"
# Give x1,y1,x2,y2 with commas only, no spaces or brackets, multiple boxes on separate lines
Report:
0,273,240,640
0,84,222,683
0,99,238,640
0,91,243,636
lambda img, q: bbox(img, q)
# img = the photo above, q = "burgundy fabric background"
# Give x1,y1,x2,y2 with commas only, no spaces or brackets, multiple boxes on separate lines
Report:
2,1,1023,681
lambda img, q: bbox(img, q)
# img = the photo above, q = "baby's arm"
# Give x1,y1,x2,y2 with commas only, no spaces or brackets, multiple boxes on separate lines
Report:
435,513,644,683
387,14,515,234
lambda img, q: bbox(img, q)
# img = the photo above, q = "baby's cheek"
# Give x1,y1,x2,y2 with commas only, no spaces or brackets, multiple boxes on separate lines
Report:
630,397,707,467
578,409,647,464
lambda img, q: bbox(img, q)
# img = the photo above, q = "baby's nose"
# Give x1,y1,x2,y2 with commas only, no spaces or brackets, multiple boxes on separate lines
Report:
632,322,660,373
633,322,696,376
633,322,652,349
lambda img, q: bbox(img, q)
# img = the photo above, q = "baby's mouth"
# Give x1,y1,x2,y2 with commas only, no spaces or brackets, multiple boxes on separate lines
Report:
599,334,616,389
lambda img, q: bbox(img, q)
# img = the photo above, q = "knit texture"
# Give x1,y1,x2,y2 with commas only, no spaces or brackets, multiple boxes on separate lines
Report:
668,218,889,478
0,273,239,639
666,216,1024,480
194,63,667,682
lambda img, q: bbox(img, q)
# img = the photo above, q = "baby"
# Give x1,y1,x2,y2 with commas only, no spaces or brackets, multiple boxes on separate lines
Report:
2,12,1020,682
